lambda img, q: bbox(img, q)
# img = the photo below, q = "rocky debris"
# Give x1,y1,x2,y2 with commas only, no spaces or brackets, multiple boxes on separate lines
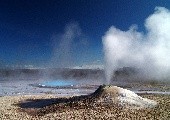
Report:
0,93,169,119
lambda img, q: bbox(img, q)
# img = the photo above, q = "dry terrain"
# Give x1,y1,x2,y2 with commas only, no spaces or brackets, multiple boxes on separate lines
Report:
0,88,169,120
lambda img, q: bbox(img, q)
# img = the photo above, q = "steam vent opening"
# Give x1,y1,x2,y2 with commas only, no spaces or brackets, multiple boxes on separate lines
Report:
90,85,157,109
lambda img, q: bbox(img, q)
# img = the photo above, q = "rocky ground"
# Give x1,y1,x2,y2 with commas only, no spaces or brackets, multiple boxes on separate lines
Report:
0,86,169,120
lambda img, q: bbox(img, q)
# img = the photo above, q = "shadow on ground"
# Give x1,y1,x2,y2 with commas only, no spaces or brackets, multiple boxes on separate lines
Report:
18,98,60,108
16,85,106,109
17,94,90,109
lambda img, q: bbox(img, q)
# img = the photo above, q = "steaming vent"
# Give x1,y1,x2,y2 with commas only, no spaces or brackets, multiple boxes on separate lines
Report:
91,85,157,109
103,7,170,83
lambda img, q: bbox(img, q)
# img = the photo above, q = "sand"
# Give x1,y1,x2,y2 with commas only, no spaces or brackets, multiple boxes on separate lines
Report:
0,86,169,120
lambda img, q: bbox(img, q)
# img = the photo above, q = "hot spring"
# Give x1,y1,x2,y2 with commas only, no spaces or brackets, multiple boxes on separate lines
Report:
38,79,77,87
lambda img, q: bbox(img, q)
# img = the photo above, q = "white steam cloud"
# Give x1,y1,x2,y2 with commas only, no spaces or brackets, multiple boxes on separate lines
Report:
51,22,82,68
103,7,170,84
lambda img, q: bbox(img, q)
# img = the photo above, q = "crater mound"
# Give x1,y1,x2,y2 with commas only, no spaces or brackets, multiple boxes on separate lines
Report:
90,85,157,108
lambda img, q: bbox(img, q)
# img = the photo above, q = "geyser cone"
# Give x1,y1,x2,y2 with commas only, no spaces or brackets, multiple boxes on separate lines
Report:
91,85,157,108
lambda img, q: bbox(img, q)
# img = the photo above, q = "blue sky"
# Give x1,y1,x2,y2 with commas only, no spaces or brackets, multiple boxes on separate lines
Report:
0,0,170,68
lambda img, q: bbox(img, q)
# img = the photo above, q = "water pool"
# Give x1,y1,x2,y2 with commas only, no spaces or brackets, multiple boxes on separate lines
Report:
38,79,78,87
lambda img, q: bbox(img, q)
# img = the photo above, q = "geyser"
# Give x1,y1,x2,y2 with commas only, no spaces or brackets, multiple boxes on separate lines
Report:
103,7,170,84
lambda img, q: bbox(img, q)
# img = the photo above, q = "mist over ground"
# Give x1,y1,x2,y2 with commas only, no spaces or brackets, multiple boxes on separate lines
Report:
103,7,170,84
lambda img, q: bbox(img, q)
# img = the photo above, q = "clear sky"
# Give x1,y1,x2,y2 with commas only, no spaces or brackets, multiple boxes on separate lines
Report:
0,0,170,68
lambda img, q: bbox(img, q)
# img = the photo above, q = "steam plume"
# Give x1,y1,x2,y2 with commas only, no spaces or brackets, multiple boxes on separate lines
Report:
103,7,170,84
51,22,81,68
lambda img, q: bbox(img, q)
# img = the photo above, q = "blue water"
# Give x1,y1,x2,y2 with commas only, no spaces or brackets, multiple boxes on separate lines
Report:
39,79,78,87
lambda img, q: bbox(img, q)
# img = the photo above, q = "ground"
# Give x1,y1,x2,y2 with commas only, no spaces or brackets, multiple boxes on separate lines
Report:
0,93,169,120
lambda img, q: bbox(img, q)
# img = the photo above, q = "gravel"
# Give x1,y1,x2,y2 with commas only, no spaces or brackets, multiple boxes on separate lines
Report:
0,93,169,120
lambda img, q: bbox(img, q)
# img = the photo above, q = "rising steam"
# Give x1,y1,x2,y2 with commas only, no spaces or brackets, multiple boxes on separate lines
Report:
50,22,82,68
103,7,170,84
